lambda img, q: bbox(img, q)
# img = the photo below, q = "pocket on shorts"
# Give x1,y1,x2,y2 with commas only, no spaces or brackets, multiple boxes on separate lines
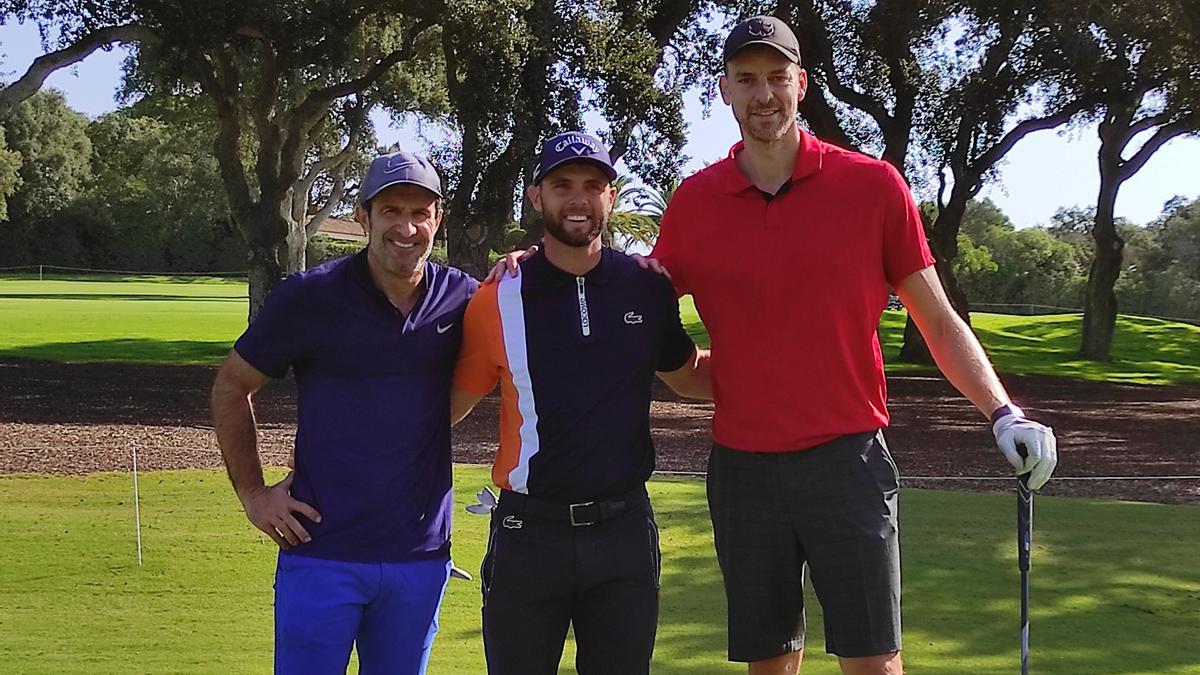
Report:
868,432,901,495
646,514,662,590
480,519,500,604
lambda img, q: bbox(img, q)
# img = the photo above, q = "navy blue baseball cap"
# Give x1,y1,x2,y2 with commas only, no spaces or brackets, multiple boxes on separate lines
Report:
533,131,618,184
358,151,442,203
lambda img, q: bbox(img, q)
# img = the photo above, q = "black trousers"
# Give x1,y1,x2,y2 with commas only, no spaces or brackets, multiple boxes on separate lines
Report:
480,489,661,675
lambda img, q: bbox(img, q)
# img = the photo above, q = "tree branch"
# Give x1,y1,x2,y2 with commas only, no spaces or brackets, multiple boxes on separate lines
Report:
196,51,258,234
1125,111,1175,139
782,0,891,127
305,168,350,239
0,24,158,116
797,75,862,153
975,96,1100,178
277,19,432,195
1117,115,1199,182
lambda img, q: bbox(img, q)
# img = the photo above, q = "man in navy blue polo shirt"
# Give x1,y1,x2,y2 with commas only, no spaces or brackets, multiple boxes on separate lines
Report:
211,151,477,674
450,131,712,674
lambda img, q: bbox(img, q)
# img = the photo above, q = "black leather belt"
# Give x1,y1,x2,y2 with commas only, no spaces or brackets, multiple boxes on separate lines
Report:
499,488,647,527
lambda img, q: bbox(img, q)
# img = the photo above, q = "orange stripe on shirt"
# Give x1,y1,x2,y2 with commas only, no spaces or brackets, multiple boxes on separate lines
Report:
452,281,526,492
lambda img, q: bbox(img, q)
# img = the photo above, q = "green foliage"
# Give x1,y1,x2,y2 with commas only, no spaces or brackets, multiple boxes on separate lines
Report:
0,90,92,224
305,235,365,268
1119,197,1200,321
3,468,1200,673
0,106,244,272
965,227,1086,309
608,211,660,250
951,231,998,280
0,127,20,221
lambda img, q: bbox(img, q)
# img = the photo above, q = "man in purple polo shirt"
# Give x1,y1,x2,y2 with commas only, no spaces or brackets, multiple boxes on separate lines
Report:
211,151,477,674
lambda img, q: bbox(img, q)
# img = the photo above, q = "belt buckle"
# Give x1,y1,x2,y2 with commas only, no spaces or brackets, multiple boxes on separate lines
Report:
569,501,596,527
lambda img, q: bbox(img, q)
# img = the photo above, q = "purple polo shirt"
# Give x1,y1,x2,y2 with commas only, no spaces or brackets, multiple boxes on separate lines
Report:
235,251,477,563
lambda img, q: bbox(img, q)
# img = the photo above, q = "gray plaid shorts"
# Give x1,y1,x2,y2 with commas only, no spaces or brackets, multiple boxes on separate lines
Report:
707,430,901,661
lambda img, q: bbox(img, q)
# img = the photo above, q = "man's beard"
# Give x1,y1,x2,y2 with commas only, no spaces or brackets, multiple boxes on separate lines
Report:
737,105,796,143
543,209,607,247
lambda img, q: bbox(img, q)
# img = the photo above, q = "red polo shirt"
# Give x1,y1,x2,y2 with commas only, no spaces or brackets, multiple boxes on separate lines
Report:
652,130,934,452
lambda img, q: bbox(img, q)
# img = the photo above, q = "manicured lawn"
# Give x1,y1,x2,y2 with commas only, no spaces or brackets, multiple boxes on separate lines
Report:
1,466,1198,674
0,273,245,365
2,273,1199,384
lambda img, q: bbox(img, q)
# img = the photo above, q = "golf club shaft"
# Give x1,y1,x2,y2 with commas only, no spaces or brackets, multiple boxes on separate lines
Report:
1018,472,1033,674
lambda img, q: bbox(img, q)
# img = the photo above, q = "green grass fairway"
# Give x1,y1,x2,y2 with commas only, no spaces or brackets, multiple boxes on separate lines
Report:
0,273,246,365
2,273,1199,383
1,466,1198,674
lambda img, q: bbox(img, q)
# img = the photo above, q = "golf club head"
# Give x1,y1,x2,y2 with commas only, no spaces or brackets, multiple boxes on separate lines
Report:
465,485,498,515
450,562,473,581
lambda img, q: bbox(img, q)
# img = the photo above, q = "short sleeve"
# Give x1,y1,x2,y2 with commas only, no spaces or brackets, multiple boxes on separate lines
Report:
880,162,936,288
233,278,314,379
452,285,503,396
650,183,693,296
654,275,697,373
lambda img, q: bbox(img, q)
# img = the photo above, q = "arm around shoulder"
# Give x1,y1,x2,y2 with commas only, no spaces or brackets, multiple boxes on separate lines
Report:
657,346,712,400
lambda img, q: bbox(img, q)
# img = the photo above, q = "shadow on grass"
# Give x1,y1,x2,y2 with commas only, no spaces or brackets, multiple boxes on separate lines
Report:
0,338,232,366
647,481,1200,673
899,490,1200,673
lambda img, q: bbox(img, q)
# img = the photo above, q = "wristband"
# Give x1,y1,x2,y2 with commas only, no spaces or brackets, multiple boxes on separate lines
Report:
990,403,1025,424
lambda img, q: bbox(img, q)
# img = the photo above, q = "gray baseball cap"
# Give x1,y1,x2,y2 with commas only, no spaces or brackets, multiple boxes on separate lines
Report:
724,16,801,65
358,151,442,203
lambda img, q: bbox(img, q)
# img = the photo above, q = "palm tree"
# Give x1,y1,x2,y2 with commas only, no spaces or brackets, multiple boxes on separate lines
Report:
604,175,680,251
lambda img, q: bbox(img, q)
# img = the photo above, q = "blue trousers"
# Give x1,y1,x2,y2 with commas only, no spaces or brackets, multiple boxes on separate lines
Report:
274,553,451,675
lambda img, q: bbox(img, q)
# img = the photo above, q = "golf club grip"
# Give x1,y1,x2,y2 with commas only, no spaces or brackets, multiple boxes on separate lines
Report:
1016,442,1032,573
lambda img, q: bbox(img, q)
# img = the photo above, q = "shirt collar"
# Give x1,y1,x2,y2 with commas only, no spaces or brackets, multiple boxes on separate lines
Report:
718,127,825,194
525,245,614,287
352,247,430,314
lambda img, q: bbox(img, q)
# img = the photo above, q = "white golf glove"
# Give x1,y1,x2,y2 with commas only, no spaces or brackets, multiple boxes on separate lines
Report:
992,404,1057,491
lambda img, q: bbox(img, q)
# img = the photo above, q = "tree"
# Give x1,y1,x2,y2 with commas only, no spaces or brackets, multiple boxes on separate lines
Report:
84,109,243,271
1074,1,1200,359
435,0,713,275
777,0,952,177
0,90,92,225
0,128,19,222
1120,197,1200,321
896,0,1105,362
0,1,444,320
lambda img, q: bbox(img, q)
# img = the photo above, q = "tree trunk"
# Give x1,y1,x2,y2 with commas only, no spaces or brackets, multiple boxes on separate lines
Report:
284,222,307,275
897,187,972,364
247,243,283,323
447,220,493,279
1080,154,1125,361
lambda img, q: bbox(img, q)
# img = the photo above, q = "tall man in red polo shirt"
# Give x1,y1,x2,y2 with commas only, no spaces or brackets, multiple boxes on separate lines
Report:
646,16,1059,675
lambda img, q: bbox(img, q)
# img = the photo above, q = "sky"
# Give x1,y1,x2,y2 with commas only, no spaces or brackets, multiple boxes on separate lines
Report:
3,19,1197,228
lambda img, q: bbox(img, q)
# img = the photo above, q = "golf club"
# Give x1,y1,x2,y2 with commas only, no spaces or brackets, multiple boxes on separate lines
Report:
1017,445,1033,674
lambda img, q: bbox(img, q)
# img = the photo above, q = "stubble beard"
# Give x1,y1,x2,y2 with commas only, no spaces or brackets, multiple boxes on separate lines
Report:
543,208,606,248
739,106,796,144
